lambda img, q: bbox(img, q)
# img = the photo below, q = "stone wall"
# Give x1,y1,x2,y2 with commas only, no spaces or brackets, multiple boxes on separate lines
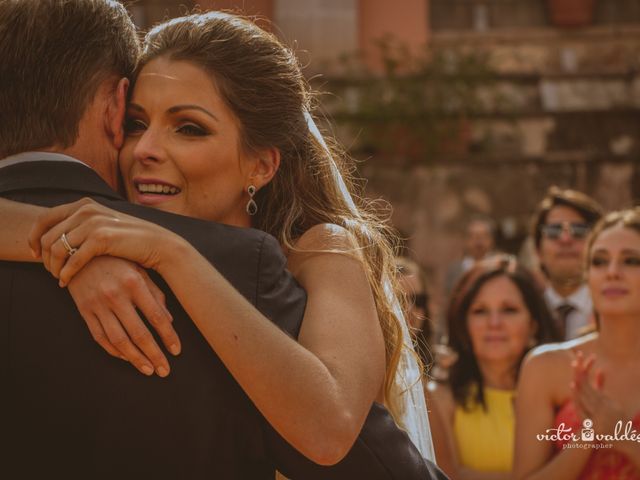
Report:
342,25,640,330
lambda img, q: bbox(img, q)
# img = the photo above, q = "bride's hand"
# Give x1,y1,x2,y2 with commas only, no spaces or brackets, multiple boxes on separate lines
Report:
68,256,181,377
28,197,180,286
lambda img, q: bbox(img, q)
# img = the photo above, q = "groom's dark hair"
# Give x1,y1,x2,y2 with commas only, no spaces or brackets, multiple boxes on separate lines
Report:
0,0,140,158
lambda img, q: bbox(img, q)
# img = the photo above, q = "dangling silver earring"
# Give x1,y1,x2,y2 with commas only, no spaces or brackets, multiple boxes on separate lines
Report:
246,185,258,216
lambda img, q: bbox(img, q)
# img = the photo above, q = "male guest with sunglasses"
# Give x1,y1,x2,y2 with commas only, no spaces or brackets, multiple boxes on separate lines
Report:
531,187,604,340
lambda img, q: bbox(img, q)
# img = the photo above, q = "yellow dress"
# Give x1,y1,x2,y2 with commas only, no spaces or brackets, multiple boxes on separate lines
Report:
452,386,515,472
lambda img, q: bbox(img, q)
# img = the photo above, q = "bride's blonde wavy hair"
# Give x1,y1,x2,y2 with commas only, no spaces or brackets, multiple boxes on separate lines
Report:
139,11,410,421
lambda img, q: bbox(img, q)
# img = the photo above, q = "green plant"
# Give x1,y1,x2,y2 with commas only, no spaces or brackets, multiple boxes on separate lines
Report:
322,35,499,164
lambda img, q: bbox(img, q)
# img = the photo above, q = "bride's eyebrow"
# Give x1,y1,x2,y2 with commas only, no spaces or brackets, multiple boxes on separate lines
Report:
168,104,218,121
127,103,145,114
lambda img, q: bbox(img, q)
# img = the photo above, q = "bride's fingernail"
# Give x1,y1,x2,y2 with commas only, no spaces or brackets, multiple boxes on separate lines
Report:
169,343,180,356
141,365,154,376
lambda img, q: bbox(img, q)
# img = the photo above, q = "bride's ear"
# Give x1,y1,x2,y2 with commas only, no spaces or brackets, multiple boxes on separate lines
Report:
248,147,280,190
106,77,129,149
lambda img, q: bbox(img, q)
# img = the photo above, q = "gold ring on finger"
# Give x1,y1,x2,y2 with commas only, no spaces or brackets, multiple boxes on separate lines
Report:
60,232,78,256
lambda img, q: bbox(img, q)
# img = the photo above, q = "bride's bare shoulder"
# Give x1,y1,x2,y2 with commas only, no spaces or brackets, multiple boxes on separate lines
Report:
293,223,359,252
286,224,363,272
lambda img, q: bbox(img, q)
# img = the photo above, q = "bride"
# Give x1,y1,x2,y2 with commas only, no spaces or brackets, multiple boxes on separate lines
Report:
1,10,434,467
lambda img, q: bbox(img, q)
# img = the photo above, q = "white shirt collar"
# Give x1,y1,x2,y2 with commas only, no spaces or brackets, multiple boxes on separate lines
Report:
0,151,91,170
544,283,592,314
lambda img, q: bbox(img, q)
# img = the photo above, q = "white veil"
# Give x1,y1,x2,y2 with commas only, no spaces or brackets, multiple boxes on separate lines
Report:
304,111,436,462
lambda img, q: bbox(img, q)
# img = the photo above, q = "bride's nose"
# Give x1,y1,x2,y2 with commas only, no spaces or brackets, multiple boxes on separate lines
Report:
133,127,166,165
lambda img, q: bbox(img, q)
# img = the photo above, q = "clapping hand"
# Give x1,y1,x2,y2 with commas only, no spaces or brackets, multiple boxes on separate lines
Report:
571,351,624,438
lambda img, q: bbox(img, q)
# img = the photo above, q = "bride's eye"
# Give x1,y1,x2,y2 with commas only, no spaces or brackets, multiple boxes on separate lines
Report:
176,123,208,137
124,117,147,134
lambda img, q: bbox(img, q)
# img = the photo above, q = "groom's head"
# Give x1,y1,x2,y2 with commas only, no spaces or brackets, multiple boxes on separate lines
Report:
0,0,139,185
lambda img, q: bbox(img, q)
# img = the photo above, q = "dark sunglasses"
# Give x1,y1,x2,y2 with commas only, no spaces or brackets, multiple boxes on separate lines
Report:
540,222,590,240
408,293,428,310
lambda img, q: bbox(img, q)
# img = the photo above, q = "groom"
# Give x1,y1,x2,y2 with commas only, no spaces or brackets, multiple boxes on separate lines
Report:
0,1,304,478
0,1,445,479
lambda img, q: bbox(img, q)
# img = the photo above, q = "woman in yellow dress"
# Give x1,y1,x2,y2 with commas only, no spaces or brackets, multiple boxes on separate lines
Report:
428,255,557,479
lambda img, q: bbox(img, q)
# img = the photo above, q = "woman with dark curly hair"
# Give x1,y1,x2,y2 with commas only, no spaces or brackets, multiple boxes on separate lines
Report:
429,255,557,479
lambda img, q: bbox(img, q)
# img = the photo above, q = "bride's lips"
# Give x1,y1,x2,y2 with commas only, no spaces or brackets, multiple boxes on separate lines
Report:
131,177,182,206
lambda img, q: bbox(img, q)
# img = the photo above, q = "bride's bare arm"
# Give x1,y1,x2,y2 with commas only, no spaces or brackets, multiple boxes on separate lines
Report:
31,199,386,466
176,224,385,465
0,197,45,261
0,197,179,377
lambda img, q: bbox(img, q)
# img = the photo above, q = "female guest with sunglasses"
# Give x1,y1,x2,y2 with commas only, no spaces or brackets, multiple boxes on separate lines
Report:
514,208,640,479
531,187,603,340
428,256,557,479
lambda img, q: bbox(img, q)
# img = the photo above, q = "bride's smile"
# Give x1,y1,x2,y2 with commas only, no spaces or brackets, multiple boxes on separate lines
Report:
121,57,260,227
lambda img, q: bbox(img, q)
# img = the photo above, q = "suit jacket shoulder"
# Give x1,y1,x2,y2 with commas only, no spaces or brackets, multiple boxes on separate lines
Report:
0,160,304,479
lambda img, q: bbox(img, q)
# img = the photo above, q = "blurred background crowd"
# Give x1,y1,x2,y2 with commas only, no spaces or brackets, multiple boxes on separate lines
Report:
121,1,640,478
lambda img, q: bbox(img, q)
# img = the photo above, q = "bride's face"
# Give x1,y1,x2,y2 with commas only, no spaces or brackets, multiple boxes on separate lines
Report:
119,57,256,226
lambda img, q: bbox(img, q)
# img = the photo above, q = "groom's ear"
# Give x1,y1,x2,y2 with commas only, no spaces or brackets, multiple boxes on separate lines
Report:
248,147,280,190
106,77,129,149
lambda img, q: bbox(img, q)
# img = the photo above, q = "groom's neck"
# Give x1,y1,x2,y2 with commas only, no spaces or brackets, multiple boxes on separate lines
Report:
49,140,119,192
